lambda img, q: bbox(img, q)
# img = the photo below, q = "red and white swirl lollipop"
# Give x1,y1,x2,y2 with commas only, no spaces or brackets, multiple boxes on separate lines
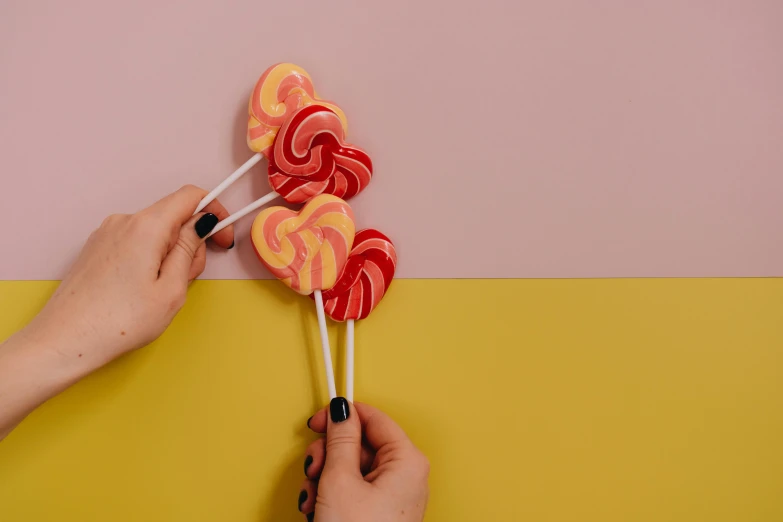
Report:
269,104,373,204
195,63,347,216
319,229,397,400
203,105,373,239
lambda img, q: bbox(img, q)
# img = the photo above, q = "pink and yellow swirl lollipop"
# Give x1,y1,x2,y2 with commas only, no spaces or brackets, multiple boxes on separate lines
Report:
251,194,356,399
195,63,348,217
251,194,355,295
247,63,347,156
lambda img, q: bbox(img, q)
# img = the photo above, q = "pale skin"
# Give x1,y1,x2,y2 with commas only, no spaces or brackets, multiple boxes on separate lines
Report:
0,185,429,521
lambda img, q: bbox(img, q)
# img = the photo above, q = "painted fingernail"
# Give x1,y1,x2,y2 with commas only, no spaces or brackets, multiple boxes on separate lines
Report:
330,397,349,423
304,455,313,476
298,490,307,511
228,241,235,250
307,513,314,522
195,213,218,238
306,416,313,429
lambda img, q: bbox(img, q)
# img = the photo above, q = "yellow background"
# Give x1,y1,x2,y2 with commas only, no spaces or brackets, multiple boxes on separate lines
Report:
0,279,781,521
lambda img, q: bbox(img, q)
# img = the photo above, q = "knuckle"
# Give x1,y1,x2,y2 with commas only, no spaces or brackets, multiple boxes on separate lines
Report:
128,212,156,233
179,184,204,197
307,438,324,455
326,433,356,451
101,213,127,228
322,468,355,489
168,288,187,312
173,238,197,260
418,453,431,475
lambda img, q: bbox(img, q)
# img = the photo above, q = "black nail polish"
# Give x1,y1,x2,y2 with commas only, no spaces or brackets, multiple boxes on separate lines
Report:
298,490,307,511
306,416,313,429
330,397,349,423
228,241,235,250
307,512,314,522
195,213,219,238
304,455,313,476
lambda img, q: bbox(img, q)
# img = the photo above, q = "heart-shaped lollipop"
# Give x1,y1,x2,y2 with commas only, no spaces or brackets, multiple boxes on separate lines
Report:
195,64,362,234
250,194,355,296
268,105,373,204
320,229,397,321
247,63,348,156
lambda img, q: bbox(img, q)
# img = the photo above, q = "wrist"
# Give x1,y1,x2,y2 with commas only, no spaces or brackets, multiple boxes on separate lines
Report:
0,328,85,439
0,302,108,440
11,312,102,386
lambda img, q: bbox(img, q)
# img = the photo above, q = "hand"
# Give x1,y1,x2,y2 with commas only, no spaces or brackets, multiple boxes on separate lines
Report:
298,398,430,522
0,185,233,439
31,184,234,369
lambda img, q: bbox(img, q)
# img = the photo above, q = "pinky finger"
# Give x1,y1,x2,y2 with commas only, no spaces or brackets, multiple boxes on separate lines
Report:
298,478,318,516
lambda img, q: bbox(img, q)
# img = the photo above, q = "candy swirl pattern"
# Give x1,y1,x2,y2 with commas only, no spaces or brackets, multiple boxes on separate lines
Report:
247,63,348,156
268,105,373,204
320,229,397,321
251,194,355,295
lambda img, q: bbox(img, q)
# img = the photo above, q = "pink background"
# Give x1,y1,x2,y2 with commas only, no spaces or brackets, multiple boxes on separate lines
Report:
1,0,781,280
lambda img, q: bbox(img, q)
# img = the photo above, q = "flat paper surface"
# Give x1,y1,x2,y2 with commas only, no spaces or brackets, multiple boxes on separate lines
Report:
1,279,781,521
1,0,781,279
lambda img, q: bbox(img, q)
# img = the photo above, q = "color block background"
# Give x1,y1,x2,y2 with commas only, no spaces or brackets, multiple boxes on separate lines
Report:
1,1,782,521
1,280,782,521
1,0,782,279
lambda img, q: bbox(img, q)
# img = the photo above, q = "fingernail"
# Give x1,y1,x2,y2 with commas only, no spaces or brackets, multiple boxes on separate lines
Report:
228,241,235,250
306,416,313,429
298,490,307,511
195,213,219,238
307,513,314,522
304,455,313,476
330,397,349,423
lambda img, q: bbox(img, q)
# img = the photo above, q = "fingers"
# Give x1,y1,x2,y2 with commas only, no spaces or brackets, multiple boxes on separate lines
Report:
145,184,206,222
304,435,375,478
353,403,414,453
145,185,235,249
189,242,207,282
199,198,234,249
307,409,328,433
298,478,317,516
309,402,413,453
322,397,363,478
158,213,217,289
304,438,326,480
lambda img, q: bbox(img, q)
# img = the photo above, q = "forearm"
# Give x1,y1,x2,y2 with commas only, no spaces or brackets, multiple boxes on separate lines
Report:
0,323,93,441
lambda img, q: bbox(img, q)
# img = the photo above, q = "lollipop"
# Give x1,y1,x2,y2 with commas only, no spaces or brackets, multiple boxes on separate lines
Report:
269,104,373,204
194,63,350,219
251,194,356,399
319,229,397,400
203,105,372,239
247,64,346,156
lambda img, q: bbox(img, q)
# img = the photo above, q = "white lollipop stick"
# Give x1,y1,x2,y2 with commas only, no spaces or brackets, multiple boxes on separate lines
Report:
194,153,263,214
346,319,355,402
314,290,337,400
205,191,280,239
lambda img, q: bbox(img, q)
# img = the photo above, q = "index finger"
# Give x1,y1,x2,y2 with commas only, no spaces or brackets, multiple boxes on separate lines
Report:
144,184,235,249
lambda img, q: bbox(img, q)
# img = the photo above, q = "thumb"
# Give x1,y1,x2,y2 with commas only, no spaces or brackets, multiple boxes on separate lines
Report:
323,397,362,477
159,213,219,287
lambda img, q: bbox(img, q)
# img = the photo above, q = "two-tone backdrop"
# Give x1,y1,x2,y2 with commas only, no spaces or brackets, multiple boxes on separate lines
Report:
1,1,781,520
